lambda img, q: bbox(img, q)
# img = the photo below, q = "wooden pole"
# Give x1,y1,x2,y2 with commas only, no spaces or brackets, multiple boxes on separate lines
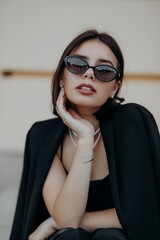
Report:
1,69,160,81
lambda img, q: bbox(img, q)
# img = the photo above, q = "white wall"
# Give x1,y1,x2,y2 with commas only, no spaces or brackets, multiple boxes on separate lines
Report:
1,0,160,152
0,1,160,239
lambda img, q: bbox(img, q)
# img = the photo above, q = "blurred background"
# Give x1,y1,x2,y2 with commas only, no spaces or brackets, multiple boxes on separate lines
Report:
0,0,160,239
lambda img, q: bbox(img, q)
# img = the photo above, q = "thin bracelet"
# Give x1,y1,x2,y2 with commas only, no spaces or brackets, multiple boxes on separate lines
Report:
83,158,94,163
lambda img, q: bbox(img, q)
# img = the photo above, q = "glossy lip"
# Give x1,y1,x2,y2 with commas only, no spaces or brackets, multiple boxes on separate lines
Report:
76,83,96,93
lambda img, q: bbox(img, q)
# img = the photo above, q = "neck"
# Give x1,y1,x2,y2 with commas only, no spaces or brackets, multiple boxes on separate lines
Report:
72,105,100,130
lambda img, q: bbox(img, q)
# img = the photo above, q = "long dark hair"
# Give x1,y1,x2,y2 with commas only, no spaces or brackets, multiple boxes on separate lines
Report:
51,29,124,119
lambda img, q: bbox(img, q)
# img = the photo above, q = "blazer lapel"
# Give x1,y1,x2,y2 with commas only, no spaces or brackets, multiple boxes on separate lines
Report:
24,119,67,236
100,118,125,230
100,119,119,201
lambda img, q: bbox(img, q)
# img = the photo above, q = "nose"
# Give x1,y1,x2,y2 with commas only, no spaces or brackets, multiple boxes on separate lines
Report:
83,68,96,81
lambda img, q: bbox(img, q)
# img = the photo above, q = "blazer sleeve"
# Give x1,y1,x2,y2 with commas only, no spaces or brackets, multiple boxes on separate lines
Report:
139,105,160,200
9,124,37,240
112,104,160,240
9,118,65,240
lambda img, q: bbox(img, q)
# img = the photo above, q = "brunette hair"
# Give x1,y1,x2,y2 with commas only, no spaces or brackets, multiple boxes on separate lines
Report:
51,29,124,119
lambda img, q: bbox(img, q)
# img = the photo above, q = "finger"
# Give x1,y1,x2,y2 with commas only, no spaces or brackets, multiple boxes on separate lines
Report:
56,98,74,124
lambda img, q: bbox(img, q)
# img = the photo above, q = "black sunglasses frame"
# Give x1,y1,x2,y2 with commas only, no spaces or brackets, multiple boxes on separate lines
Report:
64,56,120,82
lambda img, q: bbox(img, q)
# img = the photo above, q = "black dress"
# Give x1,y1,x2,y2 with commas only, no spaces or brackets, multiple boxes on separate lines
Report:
49,175,128,240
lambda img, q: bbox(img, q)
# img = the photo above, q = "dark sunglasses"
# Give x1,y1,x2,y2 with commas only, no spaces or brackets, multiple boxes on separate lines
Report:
64,56,120,82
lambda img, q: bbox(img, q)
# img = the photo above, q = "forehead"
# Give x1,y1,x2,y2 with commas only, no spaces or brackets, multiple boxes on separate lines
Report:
71,39,117,66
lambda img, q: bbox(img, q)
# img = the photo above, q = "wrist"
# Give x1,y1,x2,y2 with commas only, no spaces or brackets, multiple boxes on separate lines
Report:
49,217,60,230
78,136,94,146
77,139,94,160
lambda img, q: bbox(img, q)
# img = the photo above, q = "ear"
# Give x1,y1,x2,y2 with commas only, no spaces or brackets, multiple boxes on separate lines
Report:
115,80,121,90
60,79,64,88
110,81,121,97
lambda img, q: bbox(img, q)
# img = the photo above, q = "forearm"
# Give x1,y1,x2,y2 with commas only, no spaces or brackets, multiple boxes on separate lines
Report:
53,137,94,228
80,208,122,232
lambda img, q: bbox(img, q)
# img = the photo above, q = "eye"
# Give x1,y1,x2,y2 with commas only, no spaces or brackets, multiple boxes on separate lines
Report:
66,57,88,74
94,65,117,81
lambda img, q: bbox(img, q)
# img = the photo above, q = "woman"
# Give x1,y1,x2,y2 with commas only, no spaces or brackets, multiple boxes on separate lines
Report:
10,30,160,240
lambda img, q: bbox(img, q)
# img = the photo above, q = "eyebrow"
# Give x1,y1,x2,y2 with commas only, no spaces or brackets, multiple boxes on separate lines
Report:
73,54,114,66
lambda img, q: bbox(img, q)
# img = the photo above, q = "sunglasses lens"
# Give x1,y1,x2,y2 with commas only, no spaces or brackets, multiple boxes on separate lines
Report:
65,57,88,74
64,56,119,82
95,66,117,82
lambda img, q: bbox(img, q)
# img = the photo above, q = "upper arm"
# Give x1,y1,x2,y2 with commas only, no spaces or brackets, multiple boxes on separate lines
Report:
42,152,67,216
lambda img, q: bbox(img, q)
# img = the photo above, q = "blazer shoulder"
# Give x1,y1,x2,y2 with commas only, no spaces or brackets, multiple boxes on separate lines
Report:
114,102,154,120
28,117,63,139
112,103,159,131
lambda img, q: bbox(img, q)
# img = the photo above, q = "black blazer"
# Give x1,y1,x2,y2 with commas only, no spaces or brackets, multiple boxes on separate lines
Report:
9,103,160,240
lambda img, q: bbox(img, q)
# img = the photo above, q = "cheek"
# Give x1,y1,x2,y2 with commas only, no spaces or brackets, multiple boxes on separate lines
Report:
100,85,113,97
62,70,76,87
95,84,115,104
64,86,72,100
63,79,77,101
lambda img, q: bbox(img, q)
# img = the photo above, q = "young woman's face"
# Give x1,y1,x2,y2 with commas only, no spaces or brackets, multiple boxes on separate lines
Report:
61,39,120,112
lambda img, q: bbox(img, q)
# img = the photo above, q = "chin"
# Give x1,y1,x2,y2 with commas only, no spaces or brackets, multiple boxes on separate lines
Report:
69,100,101,111
67,95,105,109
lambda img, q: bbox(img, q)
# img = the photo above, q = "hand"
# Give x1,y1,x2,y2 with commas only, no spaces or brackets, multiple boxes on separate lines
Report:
28,217,58,240
56,87,94,138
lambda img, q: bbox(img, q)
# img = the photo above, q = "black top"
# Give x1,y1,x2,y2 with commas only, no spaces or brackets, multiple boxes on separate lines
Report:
86,175,114,212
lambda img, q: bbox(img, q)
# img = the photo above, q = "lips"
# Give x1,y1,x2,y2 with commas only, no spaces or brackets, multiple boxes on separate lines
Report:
76,83,96,93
